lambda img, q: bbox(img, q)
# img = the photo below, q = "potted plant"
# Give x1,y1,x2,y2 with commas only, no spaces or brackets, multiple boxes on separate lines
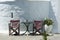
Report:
43,18,53,35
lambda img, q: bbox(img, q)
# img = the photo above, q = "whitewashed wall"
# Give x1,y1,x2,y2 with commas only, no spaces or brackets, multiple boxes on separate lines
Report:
0,4,25,34
57,0,60,33
27,1,49,20
0,0,59,34
49,0,59,33
0,0,50,34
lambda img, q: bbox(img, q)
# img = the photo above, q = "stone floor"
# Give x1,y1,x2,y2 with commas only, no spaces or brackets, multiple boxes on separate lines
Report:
0,33,60,40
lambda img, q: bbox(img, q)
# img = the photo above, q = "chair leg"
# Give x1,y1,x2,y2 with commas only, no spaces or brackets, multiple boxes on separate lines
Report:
34,28,42,34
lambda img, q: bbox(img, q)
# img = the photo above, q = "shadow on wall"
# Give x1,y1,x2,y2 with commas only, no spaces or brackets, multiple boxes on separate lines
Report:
0,0,30,33
49,2,58,33
0,0,31,20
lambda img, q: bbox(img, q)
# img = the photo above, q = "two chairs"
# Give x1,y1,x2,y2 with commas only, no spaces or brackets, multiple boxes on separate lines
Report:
9,20,44,35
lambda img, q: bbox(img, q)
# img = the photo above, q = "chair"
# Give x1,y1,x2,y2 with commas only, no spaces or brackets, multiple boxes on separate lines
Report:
33,20,43,35
9,20,20,36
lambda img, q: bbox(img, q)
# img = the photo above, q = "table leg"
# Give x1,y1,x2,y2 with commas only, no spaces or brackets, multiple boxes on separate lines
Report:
22,26,30,35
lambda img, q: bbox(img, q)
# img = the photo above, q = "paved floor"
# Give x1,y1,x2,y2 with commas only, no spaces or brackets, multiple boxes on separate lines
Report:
0,34,60,40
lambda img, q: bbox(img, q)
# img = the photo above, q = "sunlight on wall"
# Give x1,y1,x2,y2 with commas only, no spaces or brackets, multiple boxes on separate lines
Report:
0,4,24,34
0,0,15,2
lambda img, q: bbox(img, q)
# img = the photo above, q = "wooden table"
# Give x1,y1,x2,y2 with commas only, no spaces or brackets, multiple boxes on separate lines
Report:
22,20,33,35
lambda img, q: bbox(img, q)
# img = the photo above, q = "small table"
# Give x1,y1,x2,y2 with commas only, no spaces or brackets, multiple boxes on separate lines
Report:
22,20,33,35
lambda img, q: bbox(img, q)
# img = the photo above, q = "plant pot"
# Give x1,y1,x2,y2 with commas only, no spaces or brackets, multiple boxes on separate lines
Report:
44,24,53,34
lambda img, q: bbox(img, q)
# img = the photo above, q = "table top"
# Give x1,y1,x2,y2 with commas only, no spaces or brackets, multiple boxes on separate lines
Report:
21,20,33,27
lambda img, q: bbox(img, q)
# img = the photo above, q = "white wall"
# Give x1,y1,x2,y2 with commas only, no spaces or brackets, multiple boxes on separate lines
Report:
27,1,49,20
0,4,24,34
0,0,60,34
0,0,50,34
49,0,59,33
57,0,60,33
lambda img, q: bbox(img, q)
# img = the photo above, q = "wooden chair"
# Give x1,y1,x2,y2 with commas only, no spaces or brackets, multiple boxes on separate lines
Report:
33,20,43,35
9,20,20,36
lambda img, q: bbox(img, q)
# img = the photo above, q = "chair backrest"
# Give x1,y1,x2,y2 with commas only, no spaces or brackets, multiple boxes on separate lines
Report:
34,20,43,29
10,20,20,28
